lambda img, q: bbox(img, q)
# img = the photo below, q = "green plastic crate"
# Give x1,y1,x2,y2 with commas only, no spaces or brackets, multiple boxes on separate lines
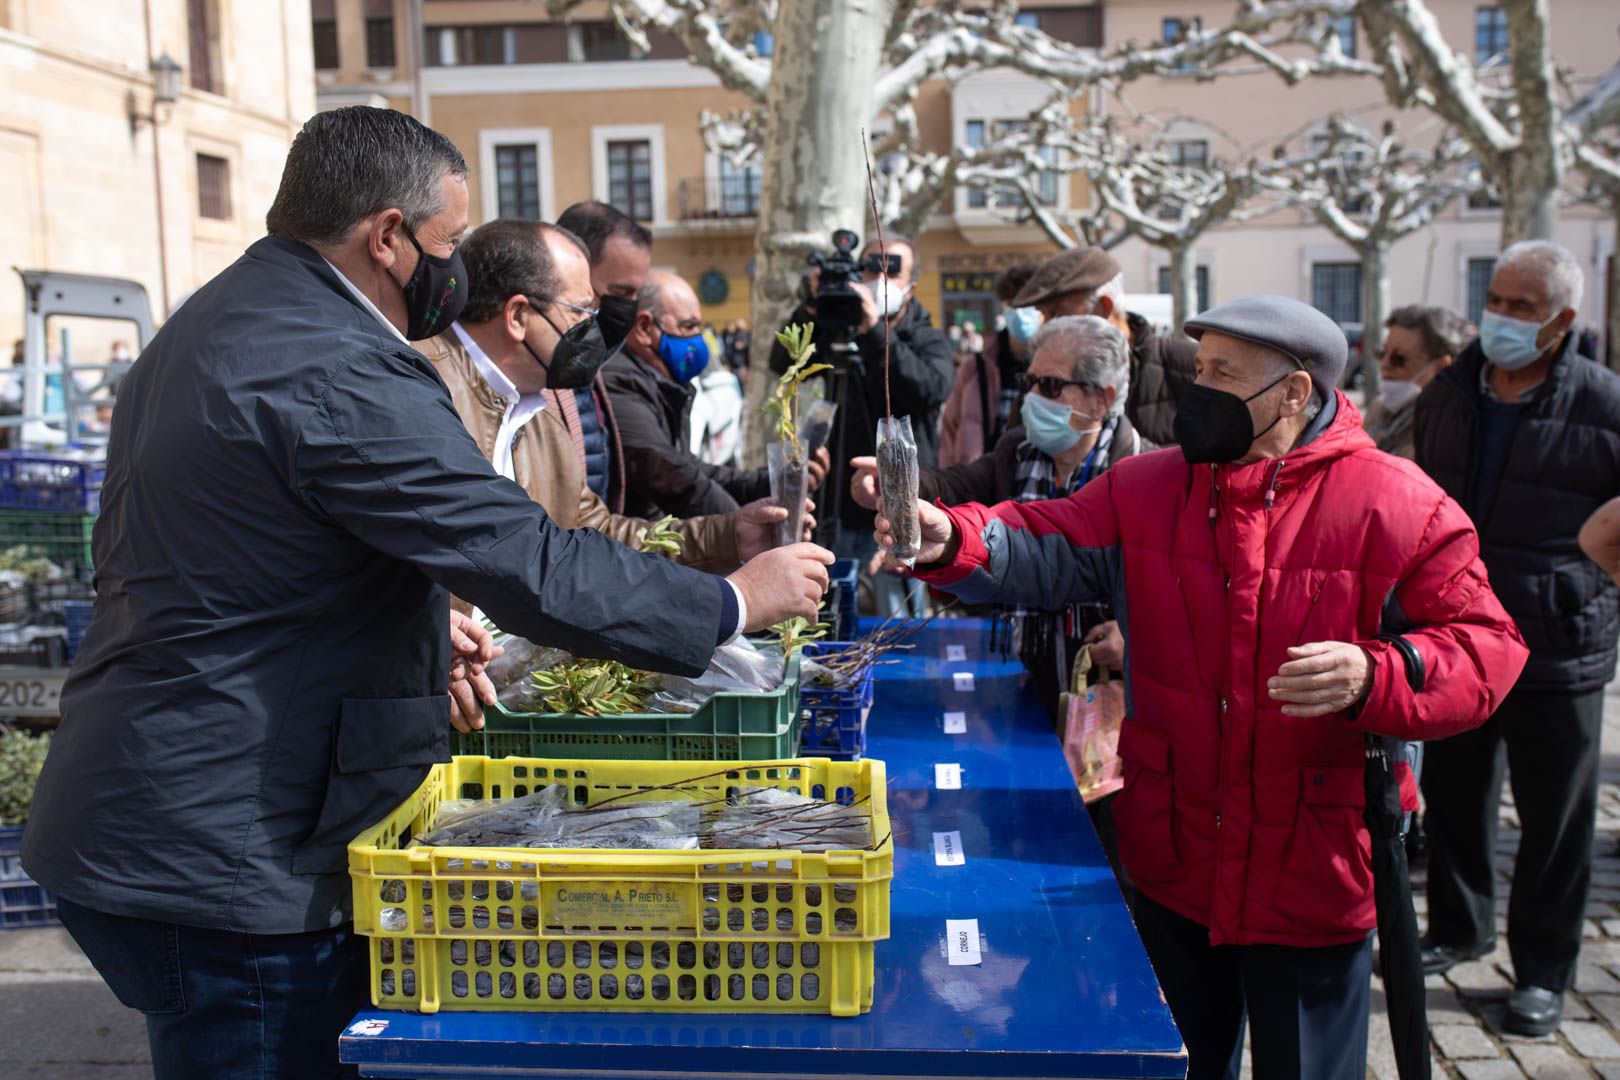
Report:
452,651,803,761
0,511,94,572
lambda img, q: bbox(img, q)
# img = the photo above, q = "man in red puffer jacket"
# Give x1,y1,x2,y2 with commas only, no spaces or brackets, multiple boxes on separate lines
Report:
882,294,1528,1080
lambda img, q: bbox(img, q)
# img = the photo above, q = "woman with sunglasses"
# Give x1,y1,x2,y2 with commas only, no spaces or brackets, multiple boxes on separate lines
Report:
851,314,1144,703
1363,305,1469,460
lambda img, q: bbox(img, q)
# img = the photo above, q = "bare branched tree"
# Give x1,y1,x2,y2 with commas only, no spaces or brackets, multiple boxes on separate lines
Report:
1258,116,1480,392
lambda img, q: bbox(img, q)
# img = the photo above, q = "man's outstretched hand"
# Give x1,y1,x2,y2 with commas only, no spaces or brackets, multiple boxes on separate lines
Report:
728,543,835,631
448,609,502,733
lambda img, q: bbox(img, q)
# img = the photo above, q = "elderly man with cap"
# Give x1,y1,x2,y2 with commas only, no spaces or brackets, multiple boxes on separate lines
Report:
1414,240,1620,1035
1014,247,1198,446
878,293,1527,1079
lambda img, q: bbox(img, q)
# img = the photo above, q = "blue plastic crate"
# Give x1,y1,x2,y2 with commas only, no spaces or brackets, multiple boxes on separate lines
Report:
64,599,94,661
826,559,859,641
0,453,105,514
0,825,57,929
799,641,874,760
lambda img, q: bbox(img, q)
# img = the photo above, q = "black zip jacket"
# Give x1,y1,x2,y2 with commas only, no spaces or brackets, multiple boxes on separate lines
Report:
601,349,770,519
23,236,732,933
1414,333,1620,693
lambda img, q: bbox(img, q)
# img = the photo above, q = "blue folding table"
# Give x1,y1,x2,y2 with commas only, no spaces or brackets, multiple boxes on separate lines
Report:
341,618,1186,1079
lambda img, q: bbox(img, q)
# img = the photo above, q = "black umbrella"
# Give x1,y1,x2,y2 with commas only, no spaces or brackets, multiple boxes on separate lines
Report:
1366,732,1430,1080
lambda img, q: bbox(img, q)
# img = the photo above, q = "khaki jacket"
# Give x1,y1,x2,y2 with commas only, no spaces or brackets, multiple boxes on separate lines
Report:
421,331,741,575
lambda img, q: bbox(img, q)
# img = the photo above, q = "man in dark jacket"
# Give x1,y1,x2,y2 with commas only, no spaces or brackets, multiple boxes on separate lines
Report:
21,107,832,1080
1415,239,1620,1037
772,235,953,507
888,293,1527,1080
607,270,826,519
1013,246,1197,446
556,200,650,512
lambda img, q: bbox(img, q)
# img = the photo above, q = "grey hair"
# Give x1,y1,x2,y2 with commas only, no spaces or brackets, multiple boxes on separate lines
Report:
266,106,468,247
1030,315,1131,417
1497,240,1585,313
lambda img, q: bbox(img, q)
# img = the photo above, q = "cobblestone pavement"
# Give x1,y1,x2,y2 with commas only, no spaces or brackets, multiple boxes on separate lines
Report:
1354,678,1620,1079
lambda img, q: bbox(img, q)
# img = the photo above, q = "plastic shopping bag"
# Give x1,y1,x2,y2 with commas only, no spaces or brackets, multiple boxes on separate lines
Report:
1060,645,1125,804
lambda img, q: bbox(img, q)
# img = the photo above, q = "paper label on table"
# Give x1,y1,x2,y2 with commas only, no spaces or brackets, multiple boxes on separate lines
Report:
952,672,975,692
933,830,966,866
347,1019,390,1036
942,710,967,734
548,881,690,928
945,644,967,661
935,762,962,789
946,918,983,965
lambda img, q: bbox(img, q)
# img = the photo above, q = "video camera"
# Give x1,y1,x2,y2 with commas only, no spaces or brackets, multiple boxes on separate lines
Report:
806,229,901,343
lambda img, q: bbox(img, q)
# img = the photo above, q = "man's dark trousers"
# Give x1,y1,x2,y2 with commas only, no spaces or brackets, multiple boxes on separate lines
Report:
1422,685,1604,991
56,897,369,1079
1130,893,1372,1080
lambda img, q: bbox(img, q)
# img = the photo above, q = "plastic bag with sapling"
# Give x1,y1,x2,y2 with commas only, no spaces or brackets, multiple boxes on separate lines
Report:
875,415,921,566
646,636,784,713
710,786,874,852
417,784,701,850
766,325,833,549
767,437,814,549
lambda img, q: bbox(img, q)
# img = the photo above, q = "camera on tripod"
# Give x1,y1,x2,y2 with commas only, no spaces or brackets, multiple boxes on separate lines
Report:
806,229,900,343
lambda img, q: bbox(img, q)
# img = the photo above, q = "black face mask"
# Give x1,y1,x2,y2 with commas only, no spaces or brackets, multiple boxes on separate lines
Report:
595,293,638,354
527,304,609,390
1173,371,1294,465
397,222,468,340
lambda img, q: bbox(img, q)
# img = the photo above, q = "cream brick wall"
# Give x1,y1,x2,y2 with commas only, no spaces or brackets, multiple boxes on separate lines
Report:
0,1,313,350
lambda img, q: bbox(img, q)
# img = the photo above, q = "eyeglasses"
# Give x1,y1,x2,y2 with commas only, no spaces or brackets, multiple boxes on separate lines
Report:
1019,373,1092,399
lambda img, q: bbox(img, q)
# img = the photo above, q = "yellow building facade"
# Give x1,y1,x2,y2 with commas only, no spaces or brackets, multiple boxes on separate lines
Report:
0,0,316,348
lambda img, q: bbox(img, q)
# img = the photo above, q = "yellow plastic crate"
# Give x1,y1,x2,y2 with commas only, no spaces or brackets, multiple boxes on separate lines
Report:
348,755,892,1016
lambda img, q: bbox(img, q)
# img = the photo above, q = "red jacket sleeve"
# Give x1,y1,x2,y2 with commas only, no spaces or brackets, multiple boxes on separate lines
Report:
913,470,1122,609
1352,493,1528,741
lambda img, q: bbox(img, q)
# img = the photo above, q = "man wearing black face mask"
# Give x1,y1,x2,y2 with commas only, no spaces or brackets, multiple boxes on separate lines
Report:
557,200,655,514
421,218,804,573
21,107,835,1080
879,294,1527,1080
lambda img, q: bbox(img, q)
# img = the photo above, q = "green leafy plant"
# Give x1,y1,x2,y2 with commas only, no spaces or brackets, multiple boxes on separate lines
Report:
772,616,828,659
766,325,832,451
0,728,50,825
527,660,654,716
0,546,57,583
636,515,684,558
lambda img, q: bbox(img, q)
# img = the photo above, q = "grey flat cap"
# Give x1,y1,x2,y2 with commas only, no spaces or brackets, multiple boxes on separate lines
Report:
1183,294,1348,400
1013,247,1122,308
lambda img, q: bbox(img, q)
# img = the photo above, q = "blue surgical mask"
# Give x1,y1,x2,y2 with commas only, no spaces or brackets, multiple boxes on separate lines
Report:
1007,307,1043,344
1479,309,1556,372
657,326,711,383
1020,392,1101,456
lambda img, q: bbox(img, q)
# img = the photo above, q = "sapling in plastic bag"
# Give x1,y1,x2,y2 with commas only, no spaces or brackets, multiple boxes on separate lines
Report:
875,415,921,566
765,325,833,549
767,437,813,549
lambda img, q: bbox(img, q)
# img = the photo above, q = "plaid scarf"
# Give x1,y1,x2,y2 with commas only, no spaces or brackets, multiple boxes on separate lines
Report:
993,416,1122,691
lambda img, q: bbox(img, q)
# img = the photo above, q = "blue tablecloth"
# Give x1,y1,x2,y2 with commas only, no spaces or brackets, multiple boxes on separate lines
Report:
341,618,1186,1078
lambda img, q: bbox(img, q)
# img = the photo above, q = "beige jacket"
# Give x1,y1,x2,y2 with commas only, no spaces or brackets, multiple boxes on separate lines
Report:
421,330,742,575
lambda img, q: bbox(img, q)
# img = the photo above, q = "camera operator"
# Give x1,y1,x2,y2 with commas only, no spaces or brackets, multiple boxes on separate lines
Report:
770,232,953,579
